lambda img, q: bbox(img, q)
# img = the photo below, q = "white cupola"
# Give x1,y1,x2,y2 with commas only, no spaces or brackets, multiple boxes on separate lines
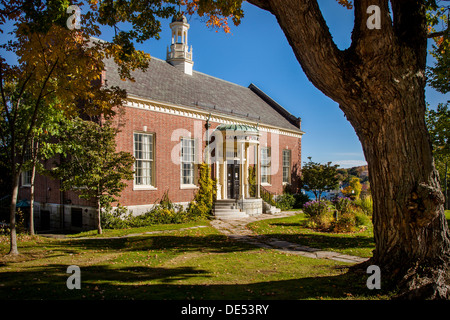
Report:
166,14,194,75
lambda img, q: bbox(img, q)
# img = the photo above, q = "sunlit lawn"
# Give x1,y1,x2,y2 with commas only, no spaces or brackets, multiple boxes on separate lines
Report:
249,210,450,259
248,212,375,258
0,220,391,300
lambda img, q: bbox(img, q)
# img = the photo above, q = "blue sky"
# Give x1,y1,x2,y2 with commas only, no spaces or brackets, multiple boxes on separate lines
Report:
116,1,448,169
3,1,449,168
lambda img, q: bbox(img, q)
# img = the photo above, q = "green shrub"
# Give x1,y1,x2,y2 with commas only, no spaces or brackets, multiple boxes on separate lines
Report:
187,163,216,219
331,206,372,233
101,205,130,229
354,210,372,228
353,195,373,216
276,193,296,211
333,197,352,215
293,193,310,208
248,166,256,198
303,200,329,217
100,190,196,229
303,198,372,233
303,200,334,230
332,211,357,233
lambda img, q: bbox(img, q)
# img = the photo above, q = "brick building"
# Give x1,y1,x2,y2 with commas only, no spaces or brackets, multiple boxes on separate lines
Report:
18,16,304,231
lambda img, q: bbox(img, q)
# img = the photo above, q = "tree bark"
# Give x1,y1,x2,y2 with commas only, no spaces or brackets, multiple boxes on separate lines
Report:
8,172,20,255
29,159,36,236
247,0,450,298
29,138,39,236
97,198,102,235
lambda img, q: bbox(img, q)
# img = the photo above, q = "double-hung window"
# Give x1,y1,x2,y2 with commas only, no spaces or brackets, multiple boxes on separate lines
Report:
282,149,291,184
134,132,154,187
261,147,271,184
21,147,32,187
181,138,195,186
21,170,32,186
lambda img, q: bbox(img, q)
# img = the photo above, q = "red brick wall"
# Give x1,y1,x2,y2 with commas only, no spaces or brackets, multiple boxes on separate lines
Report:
115,106,302,205
21,106,302,208
259,131,302,196
18,160,96,207
114,106,206,206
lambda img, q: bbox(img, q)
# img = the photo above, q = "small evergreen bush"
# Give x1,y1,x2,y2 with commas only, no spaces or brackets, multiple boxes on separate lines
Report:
293,193,310,209
187,163,216,219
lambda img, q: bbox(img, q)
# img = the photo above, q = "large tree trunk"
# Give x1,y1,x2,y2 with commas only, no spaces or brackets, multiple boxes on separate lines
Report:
248,0,450,298
346,86,450,299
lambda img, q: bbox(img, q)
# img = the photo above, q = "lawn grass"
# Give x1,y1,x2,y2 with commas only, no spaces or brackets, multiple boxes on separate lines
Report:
248,210,450,259
64,220,210,238
0,220,391,300
248,212,375,258
1,211,448,300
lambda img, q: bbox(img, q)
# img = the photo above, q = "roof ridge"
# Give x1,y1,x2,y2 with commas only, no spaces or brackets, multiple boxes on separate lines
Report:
192,69,249,90
249,83,301,129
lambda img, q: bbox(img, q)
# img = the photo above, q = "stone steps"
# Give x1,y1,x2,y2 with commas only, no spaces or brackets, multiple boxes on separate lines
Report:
213,200,249,219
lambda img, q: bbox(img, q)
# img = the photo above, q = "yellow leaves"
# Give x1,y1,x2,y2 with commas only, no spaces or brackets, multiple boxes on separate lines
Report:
9,22,131,118
206,15,232,34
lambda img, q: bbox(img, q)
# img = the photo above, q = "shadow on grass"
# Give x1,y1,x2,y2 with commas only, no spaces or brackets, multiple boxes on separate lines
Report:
0,262,383,300
0,233,256,258
0,224,387,300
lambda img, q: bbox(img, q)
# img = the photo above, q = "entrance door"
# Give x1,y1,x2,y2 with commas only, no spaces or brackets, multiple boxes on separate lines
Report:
227,161,240,199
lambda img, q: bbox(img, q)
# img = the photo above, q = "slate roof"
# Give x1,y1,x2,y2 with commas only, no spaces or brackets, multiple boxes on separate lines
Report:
103,56,303,133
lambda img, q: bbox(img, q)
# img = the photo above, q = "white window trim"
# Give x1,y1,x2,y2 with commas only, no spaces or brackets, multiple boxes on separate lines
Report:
133,185,158,191
282,149,291,184
261,147,271,185
21,171,32,187
133,132,156,190
180,137,198,187
180,184,199,190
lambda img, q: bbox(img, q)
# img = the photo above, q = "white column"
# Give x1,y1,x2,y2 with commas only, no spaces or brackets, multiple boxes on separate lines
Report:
256,143,261,199
223,159,227,199
240,142,245,200
216,161,221,200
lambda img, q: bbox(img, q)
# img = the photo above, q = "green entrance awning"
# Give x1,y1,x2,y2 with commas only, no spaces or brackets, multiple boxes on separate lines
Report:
16,199,30,208
215,124,259,133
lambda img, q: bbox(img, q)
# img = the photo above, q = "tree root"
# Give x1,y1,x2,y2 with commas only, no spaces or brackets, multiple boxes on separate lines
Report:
394,263,450,300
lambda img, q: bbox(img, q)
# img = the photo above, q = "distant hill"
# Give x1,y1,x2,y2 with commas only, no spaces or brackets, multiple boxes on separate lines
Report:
337,165,369,184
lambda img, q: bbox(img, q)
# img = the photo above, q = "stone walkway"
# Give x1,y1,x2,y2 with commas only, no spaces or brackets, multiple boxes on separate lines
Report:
210,212,369,264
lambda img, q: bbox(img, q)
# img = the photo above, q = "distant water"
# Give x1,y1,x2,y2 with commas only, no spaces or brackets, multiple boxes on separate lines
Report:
302,190,341,200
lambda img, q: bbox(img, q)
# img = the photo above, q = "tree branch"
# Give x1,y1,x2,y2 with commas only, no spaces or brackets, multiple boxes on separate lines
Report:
19,58,59,170
246,0,272,12
249,0,347,103
428,29,449,38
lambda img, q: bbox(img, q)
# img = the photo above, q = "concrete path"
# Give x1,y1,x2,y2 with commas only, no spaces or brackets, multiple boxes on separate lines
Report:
210,212,369,264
